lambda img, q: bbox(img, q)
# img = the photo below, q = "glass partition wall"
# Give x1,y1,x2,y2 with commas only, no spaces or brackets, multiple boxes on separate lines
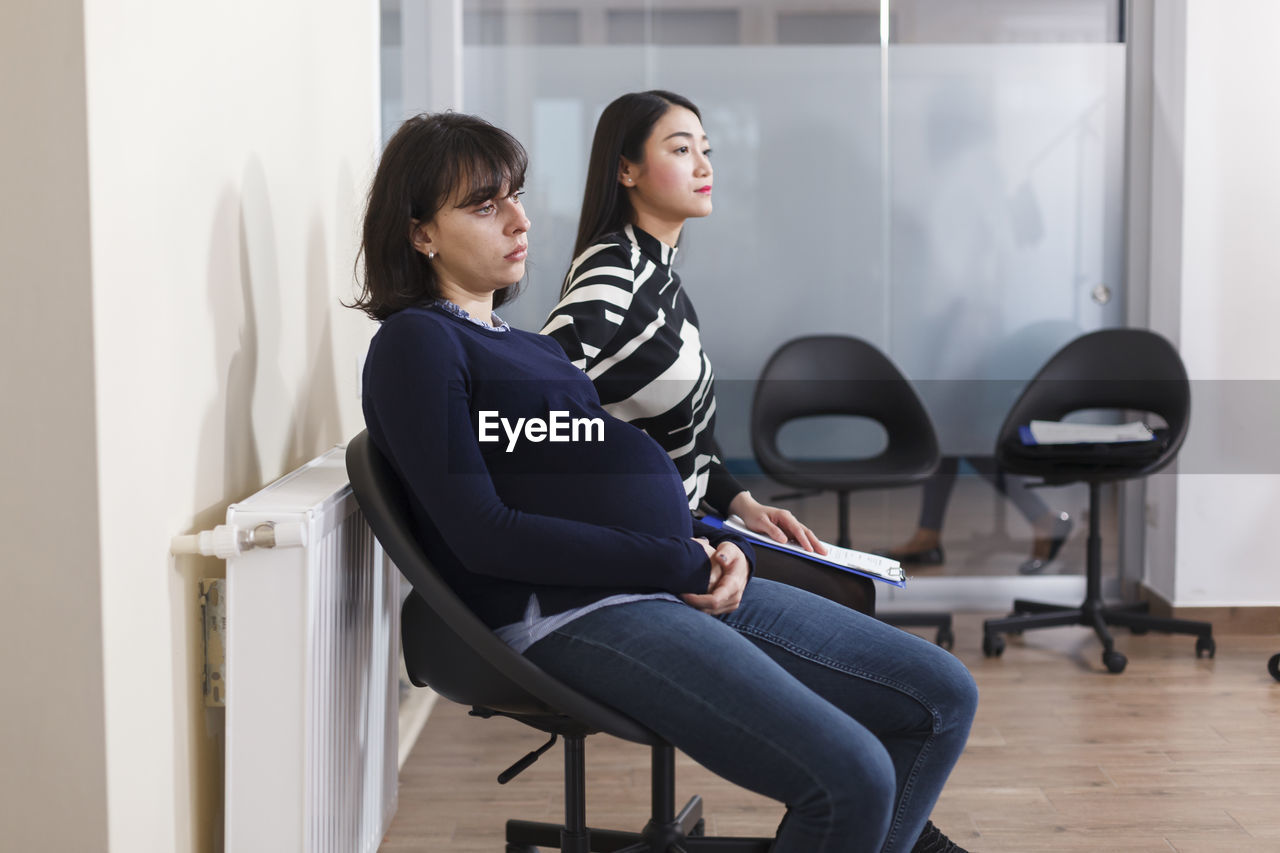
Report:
381,0,1131,607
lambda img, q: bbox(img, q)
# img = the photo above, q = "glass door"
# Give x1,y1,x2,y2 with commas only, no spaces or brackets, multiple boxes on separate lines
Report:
380,0,1132,604
880,0,1128,602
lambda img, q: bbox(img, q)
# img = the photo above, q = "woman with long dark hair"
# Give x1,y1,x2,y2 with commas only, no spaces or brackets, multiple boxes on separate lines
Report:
355,111,977,853
542,90,876,615
543,90,978,853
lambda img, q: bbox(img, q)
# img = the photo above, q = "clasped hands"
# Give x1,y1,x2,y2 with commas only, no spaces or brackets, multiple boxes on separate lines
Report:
683,538,749,615
683,492,828,616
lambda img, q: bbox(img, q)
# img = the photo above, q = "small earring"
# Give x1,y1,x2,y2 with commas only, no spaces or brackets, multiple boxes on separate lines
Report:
428,250,436,260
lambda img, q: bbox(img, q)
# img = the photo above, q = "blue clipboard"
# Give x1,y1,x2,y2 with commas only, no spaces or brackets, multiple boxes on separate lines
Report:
701,515,906,588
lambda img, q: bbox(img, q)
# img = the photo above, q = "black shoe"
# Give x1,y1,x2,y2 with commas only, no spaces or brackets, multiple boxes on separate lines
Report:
883,545,945,566
911,820,971,853
1018,511,1072,575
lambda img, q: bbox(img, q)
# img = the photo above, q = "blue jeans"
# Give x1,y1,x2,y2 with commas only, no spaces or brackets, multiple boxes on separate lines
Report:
524,578,978,853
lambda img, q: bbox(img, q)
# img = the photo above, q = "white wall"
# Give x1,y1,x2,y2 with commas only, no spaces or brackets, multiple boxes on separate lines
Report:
1149,0,1280,606
0,4,110,850
1,2,380,851
85,2,380,848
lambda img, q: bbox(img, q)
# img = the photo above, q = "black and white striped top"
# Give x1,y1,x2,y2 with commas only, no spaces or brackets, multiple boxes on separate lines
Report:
541,224,745,513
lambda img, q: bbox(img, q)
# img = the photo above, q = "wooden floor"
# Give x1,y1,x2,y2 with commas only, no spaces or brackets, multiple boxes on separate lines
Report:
380,616,1280,852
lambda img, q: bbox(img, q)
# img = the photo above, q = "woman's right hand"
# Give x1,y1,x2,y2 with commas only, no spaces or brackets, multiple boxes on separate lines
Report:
728,491,828,555
693,537,722,587
682,538,747,615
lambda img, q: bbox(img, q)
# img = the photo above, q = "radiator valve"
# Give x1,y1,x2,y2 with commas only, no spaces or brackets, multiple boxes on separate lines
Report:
170,521,307,558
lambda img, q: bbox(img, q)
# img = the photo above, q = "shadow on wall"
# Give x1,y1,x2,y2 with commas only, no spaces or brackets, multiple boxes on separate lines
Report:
288,156,362,468
286,214,340,464
179,156,285,853
287,156,364,468
175,154,362,852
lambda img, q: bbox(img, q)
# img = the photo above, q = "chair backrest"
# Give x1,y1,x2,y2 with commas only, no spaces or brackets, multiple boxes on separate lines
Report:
344,430,657,743
995,328,1191,480
751,335,940,488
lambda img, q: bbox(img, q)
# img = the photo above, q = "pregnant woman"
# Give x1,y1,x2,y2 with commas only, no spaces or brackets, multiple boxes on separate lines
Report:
353,110,977,853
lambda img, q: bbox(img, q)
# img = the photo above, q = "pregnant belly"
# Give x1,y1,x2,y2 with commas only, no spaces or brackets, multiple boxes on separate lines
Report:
488,418,693,537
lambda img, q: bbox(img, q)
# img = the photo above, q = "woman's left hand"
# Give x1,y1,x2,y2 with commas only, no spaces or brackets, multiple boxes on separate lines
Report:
728,492,829,555
682,542,749,615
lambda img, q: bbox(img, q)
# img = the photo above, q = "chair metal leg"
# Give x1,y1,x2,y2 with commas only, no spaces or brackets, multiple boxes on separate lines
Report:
675,795,703,836
562,735,590,853
1010,598,1072,615
836,490,851,548
984,482,1215,672
1102,607,1212,639
507,819,573,848
651,744,676,825
1086,599,1128,673
1086,600,1117,654
985,608,1084,634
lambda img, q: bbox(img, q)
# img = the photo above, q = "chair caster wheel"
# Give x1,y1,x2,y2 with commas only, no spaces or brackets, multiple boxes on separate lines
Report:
1130,626,1149,635
1269,653,1280,682
1196,636,1216,659
983,634,1005,657
690,818,706,837
1103,650,1127,673
936,626,955,650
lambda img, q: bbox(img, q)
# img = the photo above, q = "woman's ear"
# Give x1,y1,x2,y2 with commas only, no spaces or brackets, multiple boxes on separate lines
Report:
617,158,636,188
410,219,434,257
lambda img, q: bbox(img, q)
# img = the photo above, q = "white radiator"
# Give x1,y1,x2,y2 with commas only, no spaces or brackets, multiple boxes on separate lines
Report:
218,445,399,853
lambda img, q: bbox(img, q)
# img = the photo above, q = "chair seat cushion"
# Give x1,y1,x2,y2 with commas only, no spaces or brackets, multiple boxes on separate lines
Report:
999,428,1172,482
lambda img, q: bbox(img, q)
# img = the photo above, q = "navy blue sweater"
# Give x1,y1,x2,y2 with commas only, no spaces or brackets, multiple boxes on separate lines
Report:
362,305,752,629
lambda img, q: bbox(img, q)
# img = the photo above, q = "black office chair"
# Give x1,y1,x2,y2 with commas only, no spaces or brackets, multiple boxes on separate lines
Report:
1270,653,1280,682
345,430,772,853
751,335,952,648
981,329,1215,674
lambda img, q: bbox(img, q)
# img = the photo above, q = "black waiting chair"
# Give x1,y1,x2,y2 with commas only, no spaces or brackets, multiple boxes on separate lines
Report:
751,335,952,648
345,430,773,853
981,328,1215,674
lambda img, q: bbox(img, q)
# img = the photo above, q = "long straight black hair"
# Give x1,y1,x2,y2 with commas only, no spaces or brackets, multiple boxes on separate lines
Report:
569,90,702,278
350,112,528,321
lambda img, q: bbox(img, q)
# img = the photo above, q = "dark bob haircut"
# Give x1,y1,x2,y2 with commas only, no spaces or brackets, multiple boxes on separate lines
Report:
350,112,529,321
570,90,701,272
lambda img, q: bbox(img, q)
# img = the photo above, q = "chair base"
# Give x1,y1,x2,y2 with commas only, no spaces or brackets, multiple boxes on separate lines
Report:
982,598,1215,674
506,800,771,852
983,481,1215,674
505,735,772,853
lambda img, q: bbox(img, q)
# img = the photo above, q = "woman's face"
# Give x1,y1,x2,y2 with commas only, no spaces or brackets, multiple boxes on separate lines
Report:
621,106,713,227
413,181,530,299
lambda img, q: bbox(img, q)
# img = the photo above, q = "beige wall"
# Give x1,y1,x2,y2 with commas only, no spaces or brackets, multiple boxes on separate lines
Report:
0,3,110,851
2,1,379,851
